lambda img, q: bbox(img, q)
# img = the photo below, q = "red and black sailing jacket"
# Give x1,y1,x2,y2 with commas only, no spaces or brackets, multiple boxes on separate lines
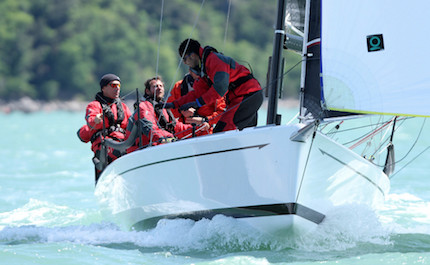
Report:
194,46,261,107
125,97,201,153
168,75,226,130
78,92,131,157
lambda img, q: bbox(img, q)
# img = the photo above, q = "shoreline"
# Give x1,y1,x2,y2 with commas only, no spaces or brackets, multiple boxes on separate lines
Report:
0,97,89,113
0,96,299,114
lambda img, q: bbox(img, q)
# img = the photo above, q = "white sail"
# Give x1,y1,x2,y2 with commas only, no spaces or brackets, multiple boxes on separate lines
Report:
321,0,430,117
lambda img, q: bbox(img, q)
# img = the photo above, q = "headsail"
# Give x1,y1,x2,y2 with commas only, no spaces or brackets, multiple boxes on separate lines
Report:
320,0,430,117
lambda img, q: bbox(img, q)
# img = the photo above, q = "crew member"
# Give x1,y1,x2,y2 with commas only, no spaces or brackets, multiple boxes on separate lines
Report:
164,39,263,133
166,68,226,135
126,76,208,153
77,73,131,181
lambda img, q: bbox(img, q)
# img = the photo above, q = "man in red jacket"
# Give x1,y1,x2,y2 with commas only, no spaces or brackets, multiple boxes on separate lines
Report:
125,76,207,153
164,38,263,133
77,73,132,181
167,68,226,135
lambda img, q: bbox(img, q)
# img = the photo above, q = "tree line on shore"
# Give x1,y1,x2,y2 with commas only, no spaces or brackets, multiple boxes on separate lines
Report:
0,0,301,102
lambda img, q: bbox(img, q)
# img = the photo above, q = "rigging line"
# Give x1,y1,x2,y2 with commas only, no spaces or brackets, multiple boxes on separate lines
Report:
287,112,299,125
222,0,232,52
117,1,166,115
120,89,137,100
150,0,165,146
296,121,319,202
390,145,430,179
361,115,386,155
371,117,407,158
391,118,427,164
161,0,206,109
331,116,411,135
261,58,304,97
368,117,425,169
155,0,165,78
362,116,396,157
368,117,425,168
340,117,407,146
357,116,392,155
348,120,392,149
326,121,343,137
150,0,206,142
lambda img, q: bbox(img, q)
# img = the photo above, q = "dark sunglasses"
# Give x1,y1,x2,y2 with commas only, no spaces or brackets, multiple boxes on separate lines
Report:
109,83,121,88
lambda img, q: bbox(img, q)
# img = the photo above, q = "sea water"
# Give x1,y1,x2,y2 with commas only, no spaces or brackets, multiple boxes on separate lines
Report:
1,108,430,265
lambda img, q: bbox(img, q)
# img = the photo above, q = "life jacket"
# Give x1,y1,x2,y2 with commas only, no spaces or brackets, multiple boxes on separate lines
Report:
200,46,218,84
200,46,255,93
181,74,194,96
144,95,177,134
77,93,127,143
96,92,126,135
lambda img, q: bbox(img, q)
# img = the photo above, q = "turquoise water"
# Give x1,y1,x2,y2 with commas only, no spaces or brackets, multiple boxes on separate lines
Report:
1,109,430,264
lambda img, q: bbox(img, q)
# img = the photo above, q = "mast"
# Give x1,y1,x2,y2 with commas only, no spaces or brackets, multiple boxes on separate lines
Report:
299,0,311,121
267,0,287,125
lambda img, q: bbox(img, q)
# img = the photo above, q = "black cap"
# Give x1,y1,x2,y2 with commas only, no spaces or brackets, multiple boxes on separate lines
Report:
100,74,121,89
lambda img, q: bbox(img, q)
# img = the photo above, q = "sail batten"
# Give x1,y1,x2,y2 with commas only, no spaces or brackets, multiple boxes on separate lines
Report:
320,0,430,117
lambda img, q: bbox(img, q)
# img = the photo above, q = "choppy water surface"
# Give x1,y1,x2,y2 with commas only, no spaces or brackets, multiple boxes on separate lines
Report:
1,110,429,264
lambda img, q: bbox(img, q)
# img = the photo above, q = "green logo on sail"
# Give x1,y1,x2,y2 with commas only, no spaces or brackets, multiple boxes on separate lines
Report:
367,34,384,52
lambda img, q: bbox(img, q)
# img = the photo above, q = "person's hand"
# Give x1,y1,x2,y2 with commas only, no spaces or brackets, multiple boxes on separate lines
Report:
181,108,196,118
185,116,204,125
199,122,211,133
179,101,199,111
94,113,103,124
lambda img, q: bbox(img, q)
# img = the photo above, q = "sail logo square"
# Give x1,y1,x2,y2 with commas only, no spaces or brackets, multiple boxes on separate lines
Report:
367,34,384,52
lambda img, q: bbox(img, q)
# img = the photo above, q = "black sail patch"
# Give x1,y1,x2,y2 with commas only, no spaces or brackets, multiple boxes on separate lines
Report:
367,34,384,52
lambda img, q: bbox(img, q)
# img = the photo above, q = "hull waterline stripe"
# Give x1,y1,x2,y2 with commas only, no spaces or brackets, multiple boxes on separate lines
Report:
120,143,269,175
319,148,386,196
131,202,325,230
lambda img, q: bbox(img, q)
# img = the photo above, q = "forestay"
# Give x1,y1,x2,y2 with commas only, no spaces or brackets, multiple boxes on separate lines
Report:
321,0,430,117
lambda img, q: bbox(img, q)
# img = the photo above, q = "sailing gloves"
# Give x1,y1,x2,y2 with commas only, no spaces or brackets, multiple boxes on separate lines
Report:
155,100,203,111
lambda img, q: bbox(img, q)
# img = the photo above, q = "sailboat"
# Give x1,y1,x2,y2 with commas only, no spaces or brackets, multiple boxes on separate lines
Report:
94,0,430,237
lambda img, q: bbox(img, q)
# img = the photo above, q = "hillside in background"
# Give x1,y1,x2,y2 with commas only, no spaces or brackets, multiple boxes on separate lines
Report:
0,0,301,102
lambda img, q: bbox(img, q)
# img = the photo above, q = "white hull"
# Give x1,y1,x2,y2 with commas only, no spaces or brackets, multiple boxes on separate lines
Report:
95,124,390,236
